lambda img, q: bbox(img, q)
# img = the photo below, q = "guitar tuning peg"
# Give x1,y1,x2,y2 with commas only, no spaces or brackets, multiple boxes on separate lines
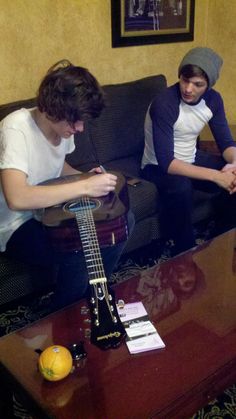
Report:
95,319,99,326
84,328,91,338
117,299,125,309
80,305,89,315
69,342,87,360
83,318,91,324
108,294,112,301
113,316,118,323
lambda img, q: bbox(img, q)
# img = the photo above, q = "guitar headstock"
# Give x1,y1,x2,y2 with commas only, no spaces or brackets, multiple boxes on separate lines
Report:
88,283,126,350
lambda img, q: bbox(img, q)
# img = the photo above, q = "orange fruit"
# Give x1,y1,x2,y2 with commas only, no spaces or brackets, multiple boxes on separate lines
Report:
38,345,73,382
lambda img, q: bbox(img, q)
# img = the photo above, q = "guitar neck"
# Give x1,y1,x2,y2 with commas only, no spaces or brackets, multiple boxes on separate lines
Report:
75,205,106,280
73,196,126,349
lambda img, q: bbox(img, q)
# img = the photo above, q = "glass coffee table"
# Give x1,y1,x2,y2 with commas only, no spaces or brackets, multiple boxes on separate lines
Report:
0,229,236,419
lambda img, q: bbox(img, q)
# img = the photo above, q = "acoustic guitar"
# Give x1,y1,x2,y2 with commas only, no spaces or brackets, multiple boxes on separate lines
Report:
36,172,129,252
36,172,128,349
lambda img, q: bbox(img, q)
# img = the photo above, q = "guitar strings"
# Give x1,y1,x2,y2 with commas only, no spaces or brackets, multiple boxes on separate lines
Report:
74,196,116,322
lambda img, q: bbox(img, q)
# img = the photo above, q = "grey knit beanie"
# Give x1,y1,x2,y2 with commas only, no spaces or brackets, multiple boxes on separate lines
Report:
178,47,223,88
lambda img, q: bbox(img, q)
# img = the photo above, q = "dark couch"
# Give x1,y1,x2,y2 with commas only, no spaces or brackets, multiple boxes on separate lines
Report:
0,74,216,307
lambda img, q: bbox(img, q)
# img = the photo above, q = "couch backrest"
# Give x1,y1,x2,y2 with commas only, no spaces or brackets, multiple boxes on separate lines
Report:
0,98,36,121
0,75,167,172
67,74,167,170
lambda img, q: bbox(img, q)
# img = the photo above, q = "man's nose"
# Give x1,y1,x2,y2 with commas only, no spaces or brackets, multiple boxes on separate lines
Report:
74,121,84,132
185,82,193,92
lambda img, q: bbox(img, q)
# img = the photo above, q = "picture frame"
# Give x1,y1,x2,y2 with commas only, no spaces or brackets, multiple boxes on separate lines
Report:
111,0,195,48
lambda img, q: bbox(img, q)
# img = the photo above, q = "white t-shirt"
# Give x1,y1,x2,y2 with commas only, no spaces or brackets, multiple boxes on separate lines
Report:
0,108,75,251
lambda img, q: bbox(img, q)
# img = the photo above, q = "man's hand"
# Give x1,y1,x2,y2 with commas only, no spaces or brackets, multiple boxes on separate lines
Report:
89,166,104,174
83,173,117,197
220,163,236,193
221,162,236,173
214,170,236,194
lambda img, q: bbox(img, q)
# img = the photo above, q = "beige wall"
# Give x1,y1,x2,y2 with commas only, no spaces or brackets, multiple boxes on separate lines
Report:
0,0,235,123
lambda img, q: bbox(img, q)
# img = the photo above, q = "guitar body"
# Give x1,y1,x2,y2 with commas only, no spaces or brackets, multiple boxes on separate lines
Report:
47,215,128,253
37,172,129,252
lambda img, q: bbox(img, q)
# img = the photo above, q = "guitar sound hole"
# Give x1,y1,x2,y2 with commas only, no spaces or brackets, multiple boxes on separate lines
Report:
64,199,100,213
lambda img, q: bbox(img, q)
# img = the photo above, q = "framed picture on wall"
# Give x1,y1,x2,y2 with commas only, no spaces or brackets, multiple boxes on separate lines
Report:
111,0,195,48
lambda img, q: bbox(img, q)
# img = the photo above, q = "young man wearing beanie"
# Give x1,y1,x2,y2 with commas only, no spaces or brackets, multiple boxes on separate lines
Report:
142,47,236,256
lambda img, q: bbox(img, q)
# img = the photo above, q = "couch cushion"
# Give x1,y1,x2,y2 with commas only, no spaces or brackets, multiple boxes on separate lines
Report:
103,155,142,178
127,179,160,222
67,74,167,169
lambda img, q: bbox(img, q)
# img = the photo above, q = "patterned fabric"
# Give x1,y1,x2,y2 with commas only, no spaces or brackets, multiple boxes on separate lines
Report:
190,385,236,418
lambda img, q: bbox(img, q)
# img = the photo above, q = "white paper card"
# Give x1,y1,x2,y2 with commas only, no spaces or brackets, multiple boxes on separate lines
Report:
117,302,165,354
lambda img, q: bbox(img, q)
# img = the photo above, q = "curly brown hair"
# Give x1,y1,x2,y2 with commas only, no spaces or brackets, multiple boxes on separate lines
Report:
37,59,105,122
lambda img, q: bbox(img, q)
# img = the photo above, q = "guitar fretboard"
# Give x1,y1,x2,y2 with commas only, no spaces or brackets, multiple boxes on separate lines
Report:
75,197,106,282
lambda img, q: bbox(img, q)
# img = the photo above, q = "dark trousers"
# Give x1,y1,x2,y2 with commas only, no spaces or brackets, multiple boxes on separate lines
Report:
3,211,134,309
142,150,236,255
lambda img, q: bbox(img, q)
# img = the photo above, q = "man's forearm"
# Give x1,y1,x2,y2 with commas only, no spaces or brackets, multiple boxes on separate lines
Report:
168,158,236,193
167,158,218,181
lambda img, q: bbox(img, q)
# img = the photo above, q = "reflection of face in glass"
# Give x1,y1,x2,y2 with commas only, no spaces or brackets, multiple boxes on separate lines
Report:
136,265,178,319
167,256,205,299
176,275,196,293
171,263,197,294
135,255,205,320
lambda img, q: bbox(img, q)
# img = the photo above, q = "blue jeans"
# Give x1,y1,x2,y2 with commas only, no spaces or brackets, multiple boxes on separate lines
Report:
4,211,134,309
142,150,236,255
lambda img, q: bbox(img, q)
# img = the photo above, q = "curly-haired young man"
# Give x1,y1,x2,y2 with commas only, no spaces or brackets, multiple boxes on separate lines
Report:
0,60,133,309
